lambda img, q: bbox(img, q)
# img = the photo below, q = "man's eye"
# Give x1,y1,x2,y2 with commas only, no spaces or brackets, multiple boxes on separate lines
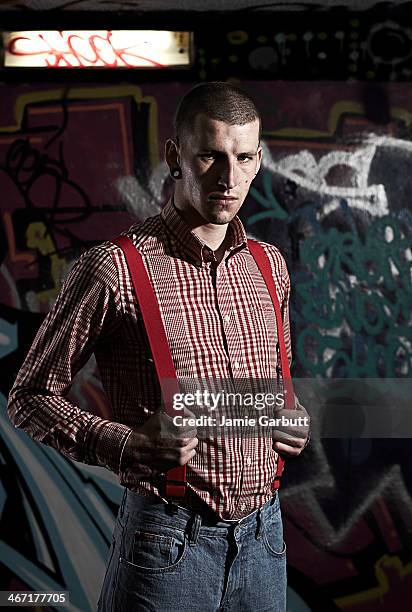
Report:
199,154,215,161
238,156,252,163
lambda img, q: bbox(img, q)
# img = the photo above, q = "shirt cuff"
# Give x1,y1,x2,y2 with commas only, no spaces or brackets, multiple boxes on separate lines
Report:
119,428,135,473
84,418,134,475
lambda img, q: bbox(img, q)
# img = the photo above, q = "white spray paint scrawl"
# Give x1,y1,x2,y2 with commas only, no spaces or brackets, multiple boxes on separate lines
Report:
260,139,389,217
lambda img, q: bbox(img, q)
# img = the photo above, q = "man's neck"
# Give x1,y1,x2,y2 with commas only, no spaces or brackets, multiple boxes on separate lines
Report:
192,223,229,254
172,197,231,259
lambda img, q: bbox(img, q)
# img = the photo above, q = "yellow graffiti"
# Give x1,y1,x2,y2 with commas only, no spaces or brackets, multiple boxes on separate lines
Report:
335,554,412,608
263,100,412,140
0,84,159,170
0,84,159,302
26,221,67,306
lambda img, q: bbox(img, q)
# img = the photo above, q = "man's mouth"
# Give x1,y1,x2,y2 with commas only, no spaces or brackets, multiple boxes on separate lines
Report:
208,194,238,203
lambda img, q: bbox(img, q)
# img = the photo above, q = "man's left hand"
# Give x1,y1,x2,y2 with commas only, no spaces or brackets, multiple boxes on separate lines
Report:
272,402,310,457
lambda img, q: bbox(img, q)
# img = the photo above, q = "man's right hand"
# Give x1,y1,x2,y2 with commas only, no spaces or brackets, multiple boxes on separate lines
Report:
120,406,198,479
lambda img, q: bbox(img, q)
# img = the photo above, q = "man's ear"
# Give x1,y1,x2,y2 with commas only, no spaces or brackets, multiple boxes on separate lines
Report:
165,138,181,173
255,145,263,175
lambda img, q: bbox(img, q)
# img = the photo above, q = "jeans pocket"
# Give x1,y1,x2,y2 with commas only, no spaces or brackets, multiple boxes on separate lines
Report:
262,502,287,557
262,532,287,557
121,523,188,574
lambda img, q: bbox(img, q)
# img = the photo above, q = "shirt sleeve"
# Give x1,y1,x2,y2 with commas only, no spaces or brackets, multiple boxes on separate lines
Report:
282,261,311,447
260,242,311,448
7,244,134,475
259,241,292,369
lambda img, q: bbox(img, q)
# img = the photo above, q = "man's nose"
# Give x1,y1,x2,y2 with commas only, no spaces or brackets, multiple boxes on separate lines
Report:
217,159,237,190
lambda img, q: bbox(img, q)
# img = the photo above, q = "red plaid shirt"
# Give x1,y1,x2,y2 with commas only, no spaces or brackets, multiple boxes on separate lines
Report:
8,198,293,520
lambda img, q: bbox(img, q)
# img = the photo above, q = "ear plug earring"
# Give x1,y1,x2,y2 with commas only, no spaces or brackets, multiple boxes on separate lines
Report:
171,169,182,179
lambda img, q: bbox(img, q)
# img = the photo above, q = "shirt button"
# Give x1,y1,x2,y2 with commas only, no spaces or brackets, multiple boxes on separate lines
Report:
224,314,230,323
240,502,246,511
234,361,240,369
246,457,252,466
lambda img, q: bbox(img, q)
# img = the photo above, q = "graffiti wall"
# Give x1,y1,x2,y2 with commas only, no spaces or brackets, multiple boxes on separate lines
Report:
1,81,411,611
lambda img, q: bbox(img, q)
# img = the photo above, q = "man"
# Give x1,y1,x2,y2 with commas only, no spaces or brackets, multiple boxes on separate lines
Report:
8,82,310,611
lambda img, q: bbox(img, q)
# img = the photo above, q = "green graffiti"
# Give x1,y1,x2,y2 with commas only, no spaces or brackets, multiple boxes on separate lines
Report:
248,172,288,224
295,213,412,377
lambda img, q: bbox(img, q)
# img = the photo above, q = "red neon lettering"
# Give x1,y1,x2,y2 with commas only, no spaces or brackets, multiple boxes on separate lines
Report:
7,31,166,68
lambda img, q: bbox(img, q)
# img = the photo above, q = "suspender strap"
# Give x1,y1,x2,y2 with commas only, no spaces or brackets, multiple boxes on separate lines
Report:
112,235,186,498
247,239,295,489
111,234,293,496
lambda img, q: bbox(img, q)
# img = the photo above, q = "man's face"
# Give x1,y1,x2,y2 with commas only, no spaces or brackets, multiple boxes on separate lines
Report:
172,113,262,226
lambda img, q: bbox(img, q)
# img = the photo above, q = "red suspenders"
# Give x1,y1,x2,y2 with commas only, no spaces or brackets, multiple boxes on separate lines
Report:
247,239,295,488
112,235,186,497
111,235,294,497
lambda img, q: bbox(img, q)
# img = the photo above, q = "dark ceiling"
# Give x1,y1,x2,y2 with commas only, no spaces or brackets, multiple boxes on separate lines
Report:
1,0,411,81
0,0,411,11
1,0,410,31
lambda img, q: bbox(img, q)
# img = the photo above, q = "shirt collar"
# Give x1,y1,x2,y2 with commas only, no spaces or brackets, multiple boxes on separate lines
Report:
160,197,248,266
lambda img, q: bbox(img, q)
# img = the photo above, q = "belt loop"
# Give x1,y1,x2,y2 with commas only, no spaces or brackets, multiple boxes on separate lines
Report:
165,501,179,516
188,513,202,546
256,507,264,540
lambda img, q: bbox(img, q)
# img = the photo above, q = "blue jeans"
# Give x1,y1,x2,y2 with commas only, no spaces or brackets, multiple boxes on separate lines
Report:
97,489,287,612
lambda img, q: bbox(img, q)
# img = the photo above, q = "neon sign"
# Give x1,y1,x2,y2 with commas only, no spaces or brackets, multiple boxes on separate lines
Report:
3,30,192,68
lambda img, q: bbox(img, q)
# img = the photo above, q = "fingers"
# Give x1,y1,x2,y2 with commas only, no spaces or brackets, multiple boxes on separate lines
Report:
176,436,199,449
187,436,199,450
272,430,307,446
181,405,197,418
178,426,198,438
132,441,197,472
157,440,198,468
273,439,306,456
161,407,198,437
270,409,310,444
160,421,197,441
177,446,197,466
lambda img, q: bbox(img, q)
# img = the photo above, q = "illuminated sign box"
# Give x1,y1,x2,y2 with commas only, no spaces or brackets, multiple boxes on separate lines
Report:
3,31,192,68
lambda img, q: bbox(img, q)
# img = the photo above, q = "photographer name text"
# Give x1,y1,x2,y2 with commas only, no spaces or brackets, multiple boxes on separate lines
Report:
173,414,309,427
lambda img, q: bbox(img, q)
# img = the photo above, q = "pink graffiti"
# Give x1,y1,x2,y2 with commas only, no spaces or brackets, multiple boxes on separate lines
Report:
7,31,165,68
